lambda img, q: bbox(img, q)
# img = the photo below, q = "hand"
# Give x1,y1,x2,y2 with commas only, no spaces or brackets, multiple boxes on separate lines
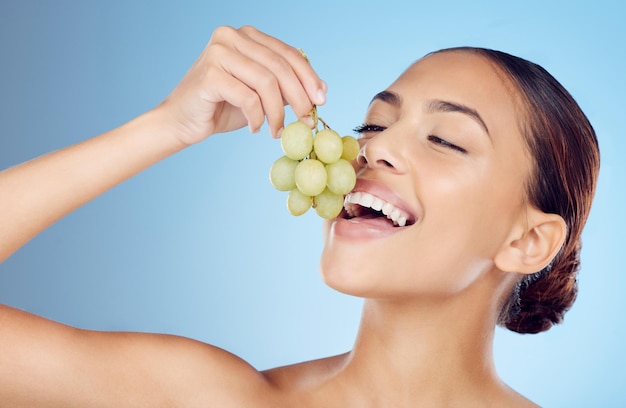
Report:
159,25,327,145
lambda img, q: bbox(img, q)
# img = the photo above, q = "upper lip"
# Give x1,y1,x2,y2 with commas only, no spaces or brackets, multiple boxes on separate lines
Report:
342,178,418,227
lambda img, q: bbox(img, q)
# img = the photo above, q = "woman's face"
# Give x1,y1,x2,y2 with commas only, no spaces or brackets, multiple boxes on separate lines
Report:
320,51,533,299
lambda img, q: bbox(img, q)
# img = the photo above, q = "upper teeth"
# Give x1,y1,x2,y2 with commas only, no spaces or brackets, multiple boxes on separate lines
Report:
344,191,410,227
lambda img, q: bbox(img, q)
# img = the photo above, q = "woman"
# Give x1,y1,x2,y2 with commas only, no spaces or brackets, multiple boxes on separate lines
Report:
0,25,599,407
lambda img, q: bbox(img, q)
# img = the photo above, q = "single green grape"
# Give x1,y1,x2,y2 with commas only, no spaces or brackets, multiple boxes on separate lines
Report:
269,156,298,191
326,159,357,195
313,129,343,164
294,159,327,196
341,135,360,161
281,121,313,160
287,188,312,216
314,188,344,219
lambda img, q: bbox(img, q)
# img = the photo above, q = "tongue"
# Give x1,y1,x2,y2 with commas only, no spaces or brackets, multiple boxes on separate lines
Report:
352,214,396,228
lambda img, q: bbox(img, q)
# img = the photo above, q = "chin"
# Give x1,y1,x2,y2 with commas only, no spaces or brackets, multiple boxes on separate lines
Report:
320,237,365,297
319,229,393,299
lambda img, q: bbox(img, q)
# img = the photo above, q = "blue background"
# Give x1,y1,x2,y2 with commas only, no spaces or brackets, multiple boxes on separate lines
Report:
0,1,624,406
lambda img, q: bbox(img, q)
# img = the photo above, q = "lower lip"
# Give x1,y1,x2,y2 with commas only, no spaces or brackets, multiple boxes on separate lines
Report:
331,217,407,240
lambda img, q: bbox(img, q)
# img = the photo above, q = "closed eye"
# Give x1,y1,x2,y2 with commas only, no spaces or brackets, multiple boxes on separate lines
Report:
354,125,468,155
427,135,467,154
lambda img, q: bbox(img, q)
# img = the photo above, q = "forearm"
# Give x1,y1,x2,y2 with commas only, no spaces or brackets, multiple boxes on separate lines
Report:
0,107,186,263
0,25,326,265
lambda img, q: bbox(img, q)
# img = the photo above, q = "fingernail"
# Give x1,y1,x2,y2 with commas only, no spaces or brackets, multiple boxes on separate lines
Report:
321,80,328,93
301,115,314,128
316,89,326,105
276,127,284,138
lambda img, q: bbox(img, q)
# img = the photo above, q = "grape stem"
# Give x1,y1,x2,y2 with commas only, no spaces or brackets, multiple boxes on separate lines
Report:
309,106,331,133
298,48,331,134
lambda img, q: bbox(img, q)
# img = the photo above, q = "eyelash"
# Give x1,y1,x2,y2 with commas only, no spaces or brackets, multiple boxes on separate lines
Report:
427,135,468,154
353,123,387,134
353,123,467,154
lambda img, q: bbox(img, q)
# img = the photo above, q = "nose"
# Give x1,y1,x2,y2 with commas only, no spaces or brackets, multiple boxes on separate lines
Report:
356,132,407,173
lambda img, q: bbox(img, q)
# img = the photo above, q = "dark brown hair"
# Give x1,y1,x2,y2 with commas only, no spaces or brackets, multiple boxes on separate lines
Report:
436,47,600,334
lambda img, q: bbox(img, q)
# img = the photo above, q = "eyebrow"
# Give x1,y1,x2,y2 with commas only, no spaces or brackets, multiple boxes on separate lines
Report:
370,90,400,106
370,90,491,139
425,99,490,137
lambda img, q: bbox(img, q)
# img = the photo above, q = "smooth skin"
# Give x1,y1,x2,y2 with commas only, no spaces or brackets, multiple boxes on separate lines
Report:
0,26,565,407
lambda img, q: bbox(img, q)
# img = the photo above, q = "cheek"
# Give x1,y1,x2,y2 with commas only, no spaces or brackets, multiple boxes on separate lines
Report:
440,175,524,259
417,173,514,265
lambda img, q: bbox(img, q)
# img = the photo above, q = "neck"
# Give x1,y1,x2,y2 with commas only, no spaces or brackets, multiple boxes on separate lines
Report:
337,284,507,406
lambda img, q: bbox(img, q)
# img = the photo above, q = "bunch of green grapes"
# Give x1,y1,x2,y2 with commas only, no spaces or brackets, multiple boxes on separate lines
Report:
269,112,360,219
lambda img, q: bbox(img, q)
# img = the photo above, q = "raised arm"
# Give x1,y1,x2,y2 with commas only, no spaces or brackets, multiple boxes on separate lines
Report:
0,25,326,263
0,26,326,406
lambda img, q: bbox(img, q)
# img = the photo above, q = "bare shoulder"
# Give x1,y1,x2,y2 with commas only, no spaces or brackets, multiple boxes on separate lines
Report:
81,330,282,407
0,304,279,407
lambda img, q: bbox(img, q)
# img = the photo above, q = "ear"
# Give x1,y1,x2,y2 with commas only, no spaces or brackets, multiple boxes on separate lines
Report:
494,208,567,275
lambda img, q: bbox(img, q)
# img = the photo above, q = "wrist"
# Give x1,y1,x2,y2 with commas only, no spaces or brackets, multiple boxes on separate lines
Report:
142,104,193,153
153,98,214,147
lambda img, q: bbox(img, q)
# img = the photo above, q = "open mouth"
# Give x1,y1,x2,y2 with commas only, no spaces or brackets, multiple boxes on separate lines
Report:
342,191,416,227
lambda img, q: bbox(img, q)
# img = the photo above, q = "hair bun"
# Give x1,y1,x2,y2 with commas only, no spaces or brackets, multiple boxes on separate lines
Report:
500,241,581,334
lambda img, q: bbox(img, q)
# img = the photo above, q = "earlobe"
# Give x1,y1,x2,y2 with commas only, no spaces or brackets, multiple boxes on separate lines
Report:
494,209,567,274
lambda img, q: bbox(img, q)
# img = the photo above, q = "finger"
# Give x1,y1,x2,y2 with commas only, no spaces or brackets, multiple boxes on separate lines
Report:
202,66,265,134
236,26,326,112
239,26,327,105
213,45,287,136
228,29,314,120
